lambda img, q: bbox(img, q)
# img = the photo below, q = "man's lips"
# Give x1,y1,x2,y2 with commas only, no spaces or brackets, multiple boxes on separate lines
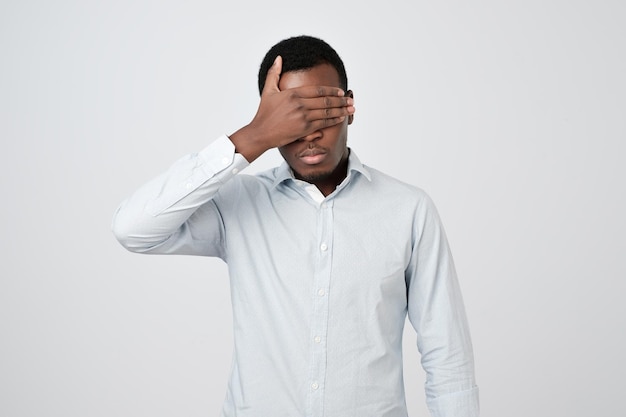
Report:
297,148,327,165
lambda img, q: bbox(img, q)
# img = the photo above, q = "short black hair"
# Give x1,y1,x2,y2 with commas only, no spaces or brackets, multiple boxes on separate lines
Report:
257,35,348,94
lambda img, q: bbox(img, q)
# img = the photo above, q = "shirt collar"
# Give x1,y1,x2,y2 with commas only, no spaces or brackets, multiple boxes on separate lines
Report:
271,148,372,189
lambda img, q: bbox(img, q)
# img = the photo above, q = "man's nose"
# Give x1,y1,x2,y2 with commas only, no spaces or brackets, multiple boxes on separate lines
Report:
301,130,322,142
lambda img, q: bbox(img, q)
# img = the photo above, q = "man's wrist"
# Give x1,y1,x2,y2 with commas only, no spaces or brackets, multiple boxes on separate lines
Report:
229,124,271,163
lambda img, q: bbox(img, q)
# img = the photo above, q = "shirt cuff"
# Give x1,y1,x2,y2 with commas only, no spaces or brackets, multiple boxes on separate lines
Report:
427,386,480,417
196,134,250,181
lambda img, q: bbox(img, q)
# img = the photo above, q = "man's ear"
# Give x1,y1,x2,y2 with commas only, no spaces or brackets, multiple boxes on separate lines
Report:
347,90,354,125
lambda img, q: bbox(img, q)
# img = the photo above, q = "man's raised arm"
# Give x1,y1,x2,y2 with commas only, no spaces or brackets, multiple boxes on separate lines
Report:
111,55,354,256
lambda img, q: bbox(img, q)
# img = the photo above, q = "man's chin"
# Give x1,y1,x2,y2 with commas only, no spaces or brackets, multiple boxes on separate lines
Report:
293,168,334,183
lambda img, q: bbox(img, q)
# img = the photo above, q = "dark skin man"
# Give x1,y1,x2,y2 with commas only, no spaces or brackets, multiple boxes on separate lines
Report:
230,56,355,196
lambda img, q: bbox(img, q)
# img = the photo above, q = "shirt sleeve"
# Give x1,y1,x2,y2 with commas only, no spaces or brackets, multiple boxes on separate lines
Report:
111,134,249,258
405,194,480,417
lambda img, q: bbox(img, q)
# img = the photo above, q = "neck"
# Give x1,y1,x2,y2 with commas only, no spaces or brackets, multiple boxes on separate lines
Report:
314,150,349,197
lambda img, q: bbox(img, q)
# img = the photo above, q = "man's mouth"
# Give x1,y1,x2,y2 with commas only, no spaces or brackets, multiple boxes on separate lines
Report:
297,148,327,165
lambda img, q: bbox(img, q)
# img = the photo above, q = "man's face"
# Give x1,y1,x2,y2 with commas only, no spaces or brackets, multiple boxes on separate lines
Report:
277,63,353,184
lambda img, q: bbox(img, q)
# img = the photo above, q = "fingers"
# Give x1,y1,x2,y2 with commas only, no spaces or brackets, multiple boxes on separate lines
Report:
303,104,354,123
302,95,354,112
287,87,354,123
296,100,355,134
262,55,282,95
303,116,348,132
295,85,346,98
294,95,354,132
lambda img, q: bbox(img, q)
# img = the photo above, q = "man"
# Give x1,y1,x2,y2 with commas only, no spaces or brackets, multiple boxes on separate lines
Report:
112,35,479,417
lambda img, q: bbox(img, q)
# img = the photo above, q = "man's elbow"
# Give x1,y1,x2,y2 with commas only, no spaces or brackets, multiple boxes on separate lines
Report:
111,207,153,254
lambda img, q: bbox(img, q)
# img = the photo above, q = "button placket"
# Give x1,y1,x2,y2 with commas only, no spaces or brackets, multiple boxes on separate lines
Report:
306,200,333,417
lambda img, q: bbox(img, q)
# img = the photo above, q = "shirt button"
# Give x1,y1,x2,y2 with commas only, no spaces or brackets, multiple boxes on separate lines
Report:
320,243,328,251
185,183,193,190
317,289,325,296
232,168,239,174
321,203,327,209
221,157,230,165
311,382,319,390
314,336,321,344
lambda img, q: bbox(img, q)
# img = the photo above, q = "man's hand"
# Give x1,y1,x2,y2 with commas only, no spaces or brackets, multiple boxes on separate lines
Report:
230,56,355,162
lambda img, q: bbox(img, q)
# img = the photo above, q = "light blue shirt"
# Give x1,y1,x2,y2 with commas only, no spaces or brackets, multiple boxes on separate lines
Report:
112,135,479,417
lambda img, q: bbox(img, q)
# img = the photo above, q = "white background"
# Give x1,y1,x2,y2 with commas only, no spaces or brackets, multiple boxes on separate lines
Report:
1,1,625,416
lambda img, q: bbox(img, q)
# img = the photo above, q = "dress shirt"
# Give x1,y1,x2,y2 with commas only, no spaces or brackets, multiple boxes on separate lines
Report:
112,135,479,417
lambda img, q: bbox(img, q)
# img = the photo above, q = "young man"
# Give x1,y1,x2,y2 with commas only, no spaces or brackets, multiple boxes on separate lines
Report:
112,35,479,417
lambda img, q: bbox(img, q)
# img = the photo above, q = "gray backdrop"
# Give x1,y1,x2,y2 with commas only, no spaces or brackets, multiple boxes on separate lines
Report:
1,1,624,416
